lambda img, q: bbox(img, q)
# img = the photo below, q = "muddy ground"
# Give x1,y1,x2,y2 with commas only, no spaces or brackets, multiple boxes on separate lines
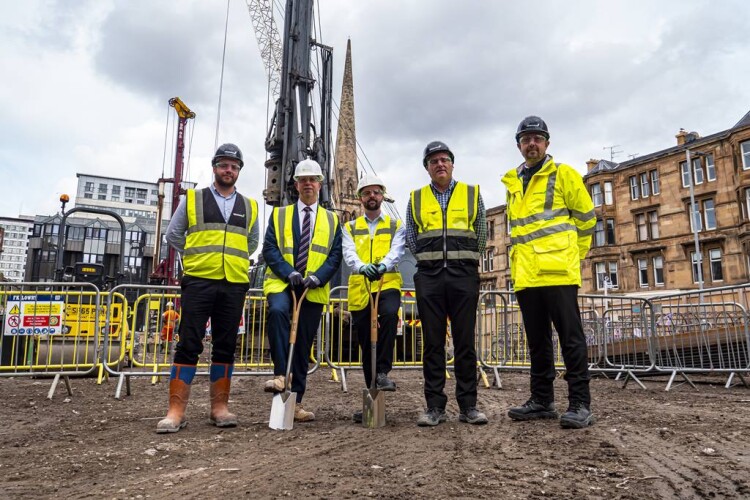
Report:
0,369,749,499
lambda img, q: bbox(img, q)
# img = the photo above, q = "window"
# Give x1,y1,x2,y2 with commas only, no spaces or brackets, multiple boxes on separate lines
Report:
650,170,660,195
636,210,659,241
637,259,649,287
629,176,639,200
709,248,723,281
691,251,703,284
595,261,618,290
124,187,136,198
640,172,650,197
84,182,94,192
98,183,107,194
604,182,613,205
136,188,147,200
591,184,602,207
681,161,691,187
112,185,121,195
151,189,158,196
690,198,716,232
481,248,494,272
745,189,750,220
594,220,605,246
488,220,495,240
692,158,704,185
607,219,615,245
84,193,93,199
111,196,119,202
743,141,750,170
67,226,85,241
98,194,106,200
705,154,716,181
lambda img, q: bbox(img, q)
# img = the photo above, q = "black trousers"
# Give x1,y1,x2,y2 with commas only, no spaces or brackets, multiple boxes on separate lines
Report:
351,288,401,388
174,275,249,366
515,285,591,406
266,287,323,403
414,270,479,410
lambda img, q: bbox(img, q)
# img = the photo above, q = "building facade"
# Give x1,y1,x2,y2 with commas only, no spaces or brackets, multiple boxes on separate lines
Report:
0,217,34,282
75,173,174,222
480,111,750,295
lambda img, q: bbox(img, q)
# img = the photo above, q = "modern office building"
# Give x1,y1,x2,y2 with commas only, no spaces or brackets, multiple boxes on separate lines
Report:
0,216,34,282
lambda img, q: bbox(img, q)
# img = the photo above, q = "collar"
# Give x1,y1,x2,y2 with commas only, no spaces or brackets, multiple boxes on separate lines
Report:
296,199,318,213
364,211,385,224
210,183,236,199
431,178,456,194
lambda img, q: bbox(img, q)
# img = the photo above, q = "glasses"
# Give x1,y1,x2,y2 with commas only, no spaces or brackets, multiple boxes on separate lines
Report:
215,163,241,172
360,189,383,197
296,176,320,184
428,156,453,166
519,135,547,145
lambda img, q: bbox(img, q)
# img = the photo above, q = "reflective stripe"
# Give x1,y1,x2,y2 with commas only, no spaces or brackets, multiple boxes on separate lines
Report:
571,208,595,222
544,168,558,211
375,225,395,236
510,208,570,228
324,211,335,249
278,206,293,253
415,250,480,261
510,223,576,245
578,226,595,236
195,189,204,222
416,229,443,240
467,185,476,224
349,228,370,236
184,245,248,259
416,228,476,240
412,189,423,229
311,243,328,253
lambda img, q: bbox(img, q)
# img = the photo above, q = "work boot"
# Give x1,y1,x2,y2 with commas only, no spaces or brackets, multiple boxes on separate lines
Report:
376,373,396,392
294,404,315,422
560,402,594,429
209,363,237,428
156,364,196,434
352,410,363,424
459,407,488,425
416,407,447,427
507,399,558,421
264,375,287,393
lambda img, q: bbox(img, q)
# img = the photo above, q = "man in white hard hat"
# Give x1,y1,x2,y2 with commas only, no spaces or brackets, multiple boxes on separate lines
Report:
261,159,342,422
342,174,405,423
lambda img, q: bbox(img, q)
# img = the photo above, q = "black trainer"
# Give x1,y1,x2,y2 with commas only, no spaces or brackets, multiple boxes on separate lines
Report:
376,373,396,391
560,402,594,429
352,410,363,424
507,399,558,421
416,407,447,427
459,407,488,425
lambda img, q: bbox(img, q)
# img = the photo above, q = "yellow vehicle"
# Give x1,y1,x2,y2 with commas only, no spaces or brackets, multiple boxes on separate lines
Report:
60,300,127,338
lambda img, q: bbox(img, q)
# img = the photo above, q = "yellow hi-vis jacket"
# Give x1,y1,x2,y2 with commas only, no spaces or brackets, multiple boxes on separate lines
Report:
263,205,339,304
410,182,480,269
184,188,257,283
345,216,403,311
501,157,595,291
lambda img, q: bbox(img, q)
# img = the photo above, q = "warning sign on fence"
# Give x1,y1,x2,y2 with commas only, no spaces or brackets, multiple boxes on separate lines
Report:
3,294,65,335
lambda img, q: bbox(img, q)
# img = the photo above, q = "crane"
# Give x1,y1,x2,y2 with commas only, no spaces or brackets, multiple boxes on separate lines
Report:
245,0,283,102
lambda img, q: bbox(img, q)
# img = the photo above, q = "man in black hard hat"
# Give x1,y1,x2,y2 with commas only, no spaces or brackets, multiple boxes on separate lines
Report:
405,141,488,427
158,142,259,434
502,117,596,429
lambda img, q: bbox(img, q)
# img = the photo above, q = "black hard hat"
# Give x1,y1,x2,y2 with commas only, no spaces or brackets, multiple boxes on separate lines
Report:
515,116,550,142
422,141,454,168
212,143,244,168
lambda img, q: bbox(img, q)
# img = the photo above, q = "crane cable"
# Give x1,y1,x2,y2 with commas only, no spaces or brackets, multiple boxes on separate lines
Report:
214,0,231,151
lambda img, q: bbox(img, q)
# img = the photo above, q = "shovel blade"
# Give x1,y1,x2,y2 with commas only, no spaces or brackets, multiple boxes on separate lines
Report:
269,392,296,430
362,388,386,428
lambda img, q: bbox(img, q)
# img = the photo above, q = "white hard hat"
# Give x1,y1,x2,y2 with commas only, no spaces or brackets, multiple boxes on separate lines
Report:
293,159,324,181
356,174,386,196
166,301,174,307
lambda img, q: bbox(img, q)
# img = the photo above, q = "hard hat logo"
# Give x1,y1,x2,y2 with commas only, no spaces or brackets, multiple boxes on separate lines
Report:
515,116,550,143
213,143,244,168
293,159,324,181
422,141,454,168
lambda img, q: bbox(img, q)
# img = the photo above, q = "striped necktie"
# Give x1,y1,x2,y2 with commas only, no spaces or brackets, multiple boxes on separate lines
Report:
296,206,312,274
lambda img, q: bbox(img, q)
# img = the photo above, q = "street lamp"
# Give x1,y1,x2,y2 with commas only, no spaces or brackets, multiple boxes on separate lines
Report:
685,149,707,291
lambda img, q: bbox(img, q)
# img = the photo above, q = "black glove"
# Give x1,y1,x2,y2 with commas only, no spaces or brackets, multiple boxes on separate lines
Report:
287,271,304,287
362,263,379,281
303,276,320,289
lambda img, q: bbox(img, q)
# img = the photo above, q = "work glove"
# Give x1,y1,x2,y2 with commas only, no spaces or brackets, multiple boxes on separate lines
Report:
287,271,304,287
376,263,387,277
361,263,380,281
303,275,320,289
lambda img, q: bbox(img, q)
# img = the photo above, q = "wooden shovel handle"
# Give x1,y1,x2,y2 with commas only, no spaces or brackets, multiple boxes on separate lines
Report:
369,276,385,343
289,287,309,345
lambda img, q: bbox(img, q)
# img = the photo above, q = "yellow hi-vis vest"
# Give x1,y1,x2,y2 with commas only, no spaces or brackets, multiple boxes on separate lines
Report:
263,204,339,304
501,157,596,291
345,215,403,311
410,182,480,269
184,188,257,283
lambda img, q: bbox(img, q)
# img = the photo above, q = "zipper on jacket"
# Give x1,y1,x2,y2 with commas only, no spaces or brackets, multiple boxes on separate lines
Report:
442,205,448,268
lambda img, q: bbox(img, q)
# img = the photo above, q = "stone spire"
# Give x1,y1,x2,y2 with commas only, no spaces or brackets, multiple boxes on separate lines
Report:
332,38,361,223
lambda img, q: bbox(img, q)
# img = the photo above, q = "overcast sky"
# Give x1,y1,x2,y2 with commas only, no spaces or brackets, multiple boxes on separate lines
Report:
2,0,749,235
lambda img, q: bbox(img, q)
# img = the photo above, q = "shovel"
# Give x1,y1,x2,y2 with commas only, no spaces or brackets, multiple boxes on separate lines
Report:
269,287,309,431
362,276,386,428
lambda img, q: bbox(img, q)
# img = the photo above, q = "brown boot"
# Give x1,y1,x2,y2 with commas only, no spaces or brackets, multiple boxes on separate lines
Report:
156,377,192,434
209,363,237,428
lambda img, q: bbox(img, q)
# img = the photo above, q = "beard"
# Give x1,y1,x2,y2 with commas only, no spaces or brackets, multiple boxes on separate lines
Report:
364,199,381,210
214,172,236,188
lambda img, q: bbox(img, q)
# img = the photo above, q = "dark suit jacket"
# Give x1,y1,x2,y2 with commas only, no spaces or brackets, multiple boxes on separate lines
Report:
262,205,343,286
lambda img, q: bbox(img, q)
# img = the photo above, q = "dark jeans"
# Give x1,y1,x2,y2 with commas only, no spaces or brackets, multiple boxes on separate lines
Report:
515,285,591,406
174,275,249,366
414,270,479,410
266,287,323,403
351,288,400,388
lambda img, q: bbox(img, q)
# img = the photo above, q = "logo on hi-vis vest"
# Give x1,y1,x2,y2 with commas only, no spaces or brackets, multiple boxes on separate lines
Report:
232,213,246,218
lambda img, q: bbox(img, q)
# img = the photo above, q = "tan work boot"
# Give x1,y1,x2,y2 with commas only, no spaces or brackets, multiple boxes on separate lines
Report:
209,363,237,428
264,374,287,393
156,378,191,433
294,404,315,422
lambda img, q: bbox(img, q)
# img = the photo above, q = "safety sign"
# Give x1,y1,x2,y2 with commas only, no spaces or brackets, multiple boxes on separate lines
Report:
3,294,65,335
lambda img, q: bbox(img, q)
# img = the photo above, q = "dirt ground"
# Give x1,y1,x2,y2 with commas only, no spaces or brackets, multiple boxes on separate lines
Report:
1,369,749,500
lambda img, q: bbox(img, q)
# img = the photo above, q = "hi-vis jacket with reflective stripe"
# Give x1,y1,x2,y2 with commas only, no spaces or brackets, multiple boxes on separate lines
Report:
501,157,595,291
263,205,339,304
345,216,403,311
410,182,480,270
184,188,258,283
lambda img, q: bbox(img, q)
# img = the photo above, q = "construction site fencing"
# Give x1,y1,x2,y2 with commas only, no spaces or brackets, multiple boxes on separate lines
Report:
0,281,105,398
